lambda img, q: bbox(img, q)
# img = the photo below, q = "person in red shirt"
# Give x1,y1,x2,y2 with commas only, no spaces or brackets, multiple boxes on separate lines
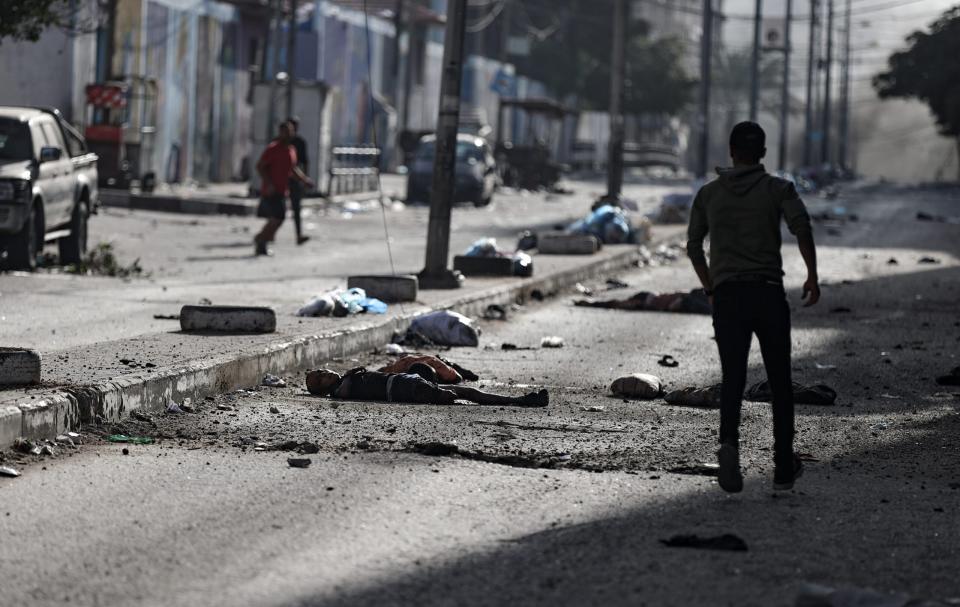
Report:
254,121,314,255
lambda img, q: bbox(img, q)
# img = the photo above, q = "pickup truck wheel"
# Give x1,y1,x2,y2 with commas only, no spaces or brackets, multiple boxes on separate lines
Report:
5,203,41,271
58,202,88,265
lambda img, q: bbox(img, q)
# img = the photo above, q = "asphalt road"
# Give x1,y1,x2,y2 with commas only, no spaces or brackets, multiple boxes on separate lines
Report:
0,177,675,352
1,183,959,606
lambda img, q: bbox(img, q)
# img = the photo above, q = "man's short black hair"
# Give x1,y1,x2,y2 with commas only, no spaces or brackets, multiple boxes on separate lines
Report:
729,121,766,161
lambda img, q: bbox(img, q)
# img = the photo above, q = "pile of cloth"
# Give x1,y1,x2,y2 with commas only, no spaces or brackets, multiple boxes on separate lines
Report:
463,238,533,277
567,204,636,244
394,310,480,348
297,287,387,317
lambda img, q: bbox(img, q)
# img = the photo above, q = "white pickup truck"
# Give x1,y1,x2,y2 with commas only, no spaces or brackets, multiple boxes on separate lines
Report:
0,106,98,271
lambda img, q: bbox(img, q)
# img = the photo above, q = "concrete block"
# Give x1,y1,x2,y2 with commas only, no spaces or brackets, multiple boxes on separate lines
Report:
537,233,600,255
0,348,41,386
18,394,79,440
347,275,418,302
453,255,515,277
180,305,277,333
0,405,23,448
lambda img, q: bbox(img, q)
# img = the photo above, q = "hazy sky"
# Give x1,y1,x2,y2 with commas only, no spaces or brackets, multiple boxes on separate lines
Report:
720,0,959,179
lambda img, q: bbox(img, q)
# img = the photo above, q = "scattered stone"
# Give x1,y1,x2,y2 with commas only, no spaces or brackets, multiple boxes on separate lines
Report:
610,373,663,399
540,336,565,348
287,458,312,468
269,406,280,414
217,404,233,411
262,374,286,388
580,405,606,412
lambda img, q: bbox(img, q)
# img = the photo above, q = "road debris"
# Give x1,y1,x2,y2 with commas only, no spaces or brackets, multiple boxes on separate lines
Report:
107,435,155,444
501,343,535,351
610,373,663,399
658,354,680,368
605,278,629,290
65,242,146,278
581,405,606,412
396,311,480,347
262,374,286,388
166,401,184,414
287,458,312,468
540,336,565,348
482,304,508,321
660,533,747,552
297,287,388,317
384,343,406,356
0,466,21,477
918,256,941,264
830,306,852,313
153,314,180,320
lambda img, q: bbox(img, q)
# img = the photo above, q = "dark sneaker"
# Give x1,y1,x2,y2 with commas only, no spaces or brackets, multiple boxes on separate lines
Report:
520,389,549,407
254,241,271,256
717,442,743,493
773,454,804,491
296,236,311,245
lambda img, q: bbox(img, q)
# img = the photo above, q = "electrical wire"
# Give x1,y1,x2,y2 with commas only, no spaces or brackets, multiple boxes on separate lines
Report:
360,0,403,314
466,0,506,33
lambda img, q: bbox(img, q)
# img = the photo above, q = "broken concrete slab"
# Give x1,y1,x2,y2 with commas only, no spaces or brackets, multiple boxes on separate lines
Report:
0,348,41,386
180,305,277,333
453,255,515,277
0,404,23,449
537,233,601,255
347,275,418,303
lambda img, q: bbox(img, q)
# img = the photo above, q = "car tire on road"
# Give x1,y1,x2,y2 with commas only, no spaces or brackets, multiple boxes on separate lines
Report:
59,201,88,265
4,202,41,272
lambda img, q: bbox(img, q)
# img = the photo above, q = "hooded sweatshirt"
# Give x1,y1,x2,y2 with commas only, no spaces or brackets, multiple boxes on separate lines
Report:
686,164,811,288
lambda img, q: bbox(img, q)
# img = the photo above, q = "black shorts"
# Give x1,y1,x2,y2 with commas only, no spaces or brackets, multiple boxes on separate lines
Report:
388,374,445,404
257,194,286,219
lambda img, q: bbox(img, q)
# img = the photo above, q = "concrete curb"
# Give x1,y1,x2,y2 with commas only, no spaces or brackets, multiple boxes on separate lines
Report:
2,241,656,449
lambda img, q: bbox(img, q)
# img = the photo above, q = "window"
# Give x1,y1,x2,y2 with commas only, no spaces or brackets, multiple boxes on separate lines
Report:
63,126,86,157
40,120,65,153
0,119,32,161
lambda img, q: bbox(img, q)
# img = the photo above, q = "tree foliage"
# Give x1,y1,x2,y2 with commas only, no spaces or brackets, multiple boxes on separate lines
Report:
0,0,101,44
873,6,960,137
511,0,696,116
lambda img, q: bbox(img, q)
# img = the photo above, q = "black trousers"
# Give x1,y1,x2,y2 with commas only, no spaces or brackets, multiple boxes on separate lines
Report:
712,280,794,466
289,178,304,238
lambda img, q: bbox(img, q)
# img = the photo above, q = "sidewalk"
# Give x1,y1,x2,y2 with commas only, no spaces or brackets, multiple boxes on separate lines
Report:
98,175,408,216
0,226,686,448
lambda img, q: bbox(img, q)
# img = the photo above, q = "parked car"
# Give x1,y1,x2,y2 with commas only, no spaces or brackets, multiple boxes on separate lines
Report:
406,134,497,207
0,107,98,270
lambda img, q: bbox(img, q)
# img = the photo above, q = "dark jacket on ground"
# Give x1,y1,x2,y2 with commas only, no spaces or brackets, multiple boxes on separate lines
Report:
687,164,812,287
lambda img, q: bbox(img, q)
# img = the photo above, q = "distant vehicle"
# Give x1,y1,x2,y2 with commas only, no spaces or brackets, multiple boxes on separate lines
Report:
407,134,497,207
0,107,98,270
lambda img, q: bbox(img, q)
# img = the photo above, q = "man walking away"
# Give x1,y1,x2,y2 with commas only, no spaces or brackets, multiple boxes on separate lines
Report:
254,121,313,256
686,121,820,493
287,116,310,245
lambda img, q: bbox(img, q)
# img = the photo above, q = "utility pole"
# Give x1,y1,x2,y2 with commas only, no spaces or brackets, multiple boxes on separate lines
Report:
821,0,834,165
266,0,282,141
393,0,405,109
802,0,818,167
697,0,713,178
418,0,468,289
749,0,762,122
837,0,852,169
778,0,793,170
603,0,627,203
285,0,299,119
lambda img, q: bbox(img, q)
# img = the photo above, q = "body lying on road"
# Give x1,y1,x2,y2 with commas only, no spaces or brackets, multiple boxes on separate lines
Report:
574,288,712,315
306,365,548,407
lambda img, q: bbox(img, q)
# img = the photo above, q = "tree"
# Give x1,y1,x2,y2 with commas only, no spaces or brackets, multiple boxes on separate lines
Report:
873,6,960,176
0,0,100,44
511,0,696,116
